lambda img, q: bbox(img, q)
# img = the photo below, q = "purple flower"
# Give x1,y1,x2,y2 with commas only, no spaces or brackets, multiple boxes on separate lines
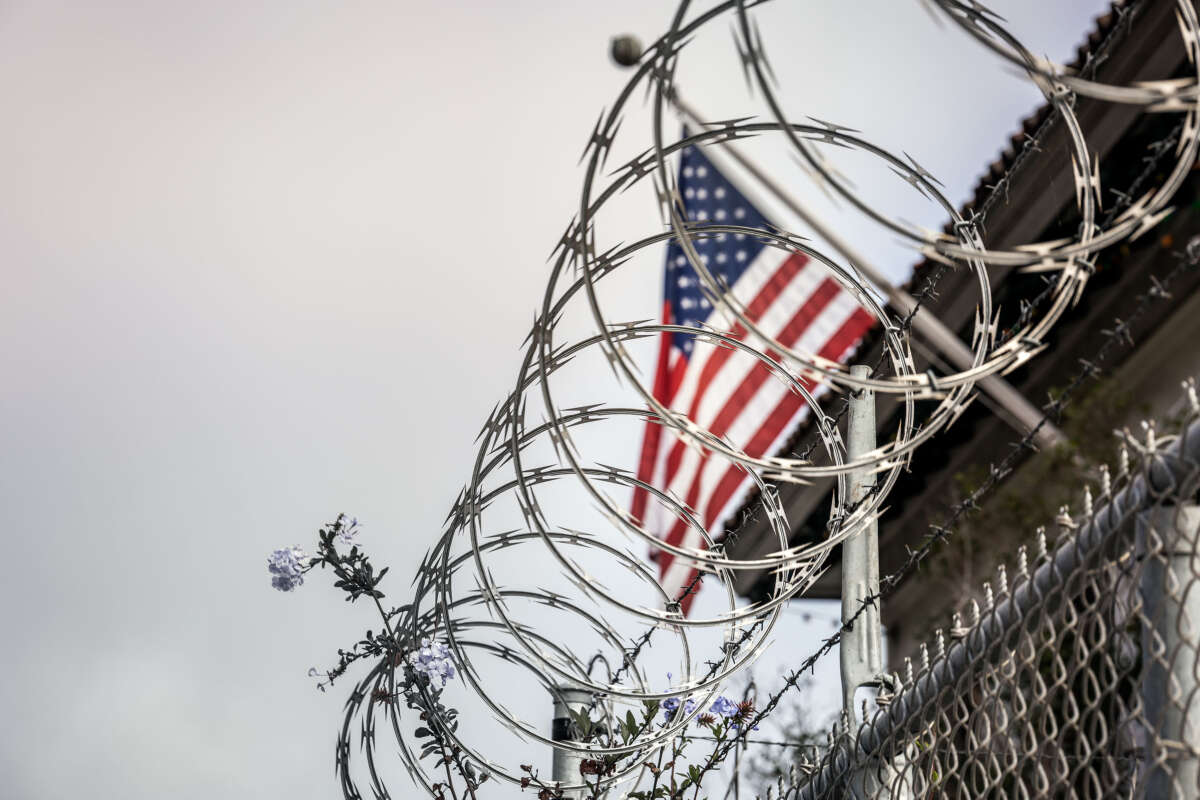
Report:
709,696,739,718
408,638,456,687
268,546,310,592
661,697,697,724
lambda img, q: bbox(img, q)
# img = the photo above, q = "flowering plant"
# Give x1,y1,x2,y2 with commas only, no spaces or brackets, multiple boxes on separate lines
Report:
269,516,776,800
269,515,494,799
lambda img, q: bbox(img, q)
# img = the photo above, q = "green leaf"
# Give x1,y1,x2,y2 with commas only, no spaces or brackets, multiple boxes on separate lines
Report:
568,707,594,738
624,710,637,740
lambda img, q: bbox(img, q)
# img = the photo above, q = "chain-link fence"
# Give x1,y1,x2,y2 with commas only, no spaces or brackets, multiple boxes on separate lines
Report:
782,398,1200,799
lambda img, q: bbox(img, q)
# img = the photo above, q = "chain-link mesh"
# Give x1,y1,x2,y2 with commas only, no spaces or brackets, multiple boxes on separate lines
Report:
782,400,1200,800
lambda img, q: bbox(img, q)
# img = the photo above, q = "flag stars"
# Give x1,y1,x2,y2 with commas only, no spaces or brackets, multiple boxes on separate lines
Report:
664,147,770,356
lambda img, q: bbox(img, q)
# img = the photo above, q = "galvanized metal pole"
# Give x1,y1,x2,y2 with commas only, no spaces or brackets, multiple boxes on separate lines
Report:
670,95,1066,452
1138,504,1200,796
551,686,591,799
842,365,912,800
842,364,883,724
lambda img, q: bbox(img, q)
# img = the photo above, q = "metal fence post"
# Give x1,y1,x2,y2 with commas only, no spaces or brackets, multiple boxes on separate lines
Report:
842,364,883,723
842,365,912,799
1139,504,1200,797
551,686,591,799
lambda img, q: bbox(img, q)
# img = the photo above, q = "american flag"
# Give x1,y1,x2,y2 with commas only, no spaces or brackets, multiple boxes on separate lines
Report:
630,142,875,614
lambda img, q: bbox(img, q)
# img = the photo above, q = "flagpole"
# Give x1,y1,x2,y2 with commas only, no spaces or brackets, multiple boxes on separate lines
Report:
667,93,1066,450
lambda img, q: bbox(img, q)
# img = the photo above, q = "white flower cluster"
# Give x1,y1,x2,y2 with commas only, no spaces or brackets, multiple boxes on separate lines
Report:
407,638,456,687
268,546,309,592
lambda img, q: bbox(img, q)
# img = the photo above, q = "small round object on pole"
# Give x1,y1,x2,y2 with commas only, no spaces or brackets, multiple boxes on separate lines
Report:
609,35,643,68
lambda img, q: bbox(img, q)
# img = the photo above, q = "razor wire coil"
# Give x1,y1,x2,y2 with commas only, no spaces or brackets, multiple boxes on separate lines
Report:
326,2,1200,796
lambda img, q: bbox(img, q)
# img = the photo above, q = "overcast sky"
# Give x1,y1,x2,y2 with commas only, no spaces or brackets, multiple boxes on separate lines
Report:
0,1,1113,797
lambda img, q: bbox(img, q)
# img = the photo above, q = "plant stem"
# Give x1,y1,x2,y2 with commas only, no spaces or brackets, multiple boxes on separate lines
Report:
370,585,477,800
